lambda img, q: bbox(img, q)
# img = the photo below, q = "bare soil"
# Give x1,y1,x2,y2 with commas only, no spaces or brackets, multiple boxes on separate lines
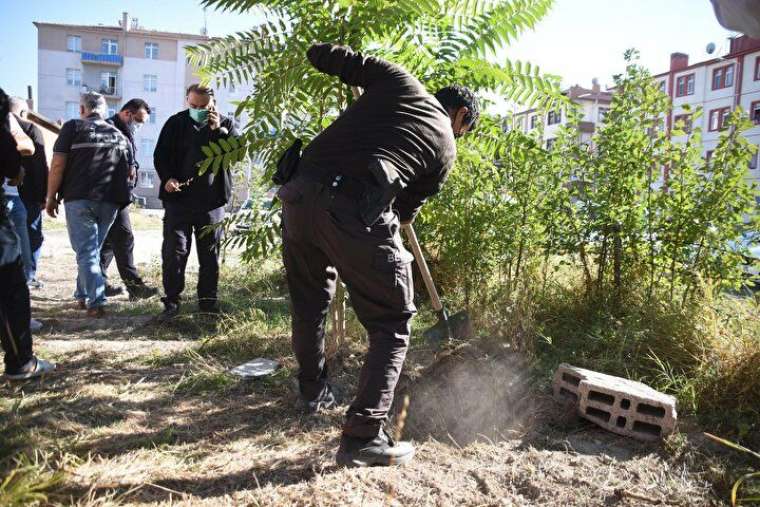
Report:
0,230,728,506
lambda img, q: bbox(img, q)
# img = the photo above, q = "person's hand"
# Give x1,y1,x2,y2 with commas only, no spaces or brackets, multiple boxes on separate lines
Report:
165,178,181,193
208,107,221,131
128,166,137,184
45,197,59,218
7,167,24,187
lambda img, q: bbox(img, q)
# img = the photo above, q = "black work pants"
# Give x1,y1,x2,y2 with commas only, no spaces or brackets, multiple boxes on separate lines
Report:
161,203,224,308
0,257,33,374
100,206,142,287
280,175,416,439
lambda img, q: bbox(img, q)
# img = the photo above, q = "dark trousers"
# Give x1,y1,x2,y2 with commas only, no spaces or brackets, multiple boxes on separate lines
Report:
0,257,33,374
23,199,43,281
280,176,416,439
100,206,142,287
161,203,224,308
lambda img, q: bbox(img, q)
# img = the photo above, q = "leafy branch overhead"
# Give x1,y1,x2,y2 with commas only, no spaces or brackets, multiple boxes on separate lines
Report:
187,0,563,182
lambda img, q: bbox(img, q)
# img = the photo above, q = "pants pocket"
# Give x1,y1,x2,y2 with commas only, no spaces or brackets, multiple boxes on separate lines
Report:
371,247,416,312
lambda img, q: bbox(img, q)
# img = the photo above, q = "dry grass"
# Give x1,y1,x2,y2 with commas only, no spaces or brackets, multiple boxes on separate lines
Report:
0,233,745,506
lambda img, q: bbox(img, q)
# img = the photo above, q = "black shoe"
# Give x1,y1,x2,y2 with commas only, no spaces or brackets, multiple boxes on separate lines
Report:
302,384,336,414
336,429,415,468
105,284,124,297
198,302,221,314
157,302,180,322
128,283,159,301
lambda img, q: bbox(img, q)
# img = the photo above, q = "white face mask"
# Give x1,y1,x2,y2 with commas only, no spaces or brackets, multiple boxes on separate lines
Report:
129,121,143,136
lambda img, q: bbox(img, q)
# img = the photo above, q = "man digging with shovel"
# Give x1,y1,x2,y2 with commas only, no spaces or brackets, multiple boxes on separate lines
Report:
278,42,478,467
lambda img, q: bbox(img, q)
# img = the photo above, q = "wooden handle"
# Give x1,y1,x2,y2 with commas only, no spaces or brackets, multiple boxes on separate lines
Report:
402,223,444,312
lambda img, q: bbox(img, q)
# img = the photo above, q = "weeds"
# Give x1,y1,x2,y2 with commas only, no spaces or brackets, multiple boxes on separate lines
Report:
0,452,65,507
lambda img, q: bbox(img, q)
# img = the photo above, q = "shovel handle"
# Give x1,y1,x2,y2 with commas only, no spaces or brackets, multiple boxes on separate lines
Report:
402,223,444,313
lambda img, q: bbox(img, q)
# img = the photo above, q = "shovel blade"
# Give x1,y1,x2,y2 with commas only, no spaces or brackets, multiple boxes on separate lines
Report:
423,310,471,344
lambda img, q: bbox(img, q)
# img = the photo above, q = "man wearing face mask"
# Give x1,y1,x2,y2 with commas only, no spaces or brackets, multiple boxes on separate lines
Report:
100,99,159,301
278,43,478,468
153,84,238,321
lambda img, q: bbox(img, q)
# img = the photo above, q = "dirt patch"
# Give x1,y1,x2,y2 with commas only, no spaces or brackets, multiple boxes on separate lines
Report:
396,343,551,445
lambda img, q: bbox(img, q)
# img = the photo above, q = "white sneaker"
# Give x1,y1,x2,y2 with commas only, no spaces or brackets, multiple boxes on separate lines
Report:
4,357,57,380
29,318,44,332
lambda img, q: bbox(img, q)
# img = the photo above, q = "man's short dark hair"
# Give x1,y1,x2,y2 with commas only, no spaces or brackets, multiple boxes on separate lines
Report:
186,84,214,97
435,85,479,129
121,98,151,115
0,88,9,126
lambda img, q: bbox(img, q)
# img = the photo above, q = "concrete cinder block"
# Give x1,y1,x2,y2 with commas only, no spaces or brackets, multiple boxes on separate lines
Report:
552,364,677,441
552,363,587,404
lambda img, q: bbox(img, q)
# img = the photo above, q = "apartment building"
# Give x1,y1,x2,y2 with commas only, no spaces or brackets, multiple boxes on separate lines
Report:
34,13,251,208
508,80,613,149
654,36,760,189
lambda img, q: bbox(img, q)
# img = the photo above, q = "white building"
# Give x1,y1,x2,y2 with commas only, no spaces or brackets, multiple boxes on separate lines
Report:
508,80,613,150
654,37,760,190
34,12,251,208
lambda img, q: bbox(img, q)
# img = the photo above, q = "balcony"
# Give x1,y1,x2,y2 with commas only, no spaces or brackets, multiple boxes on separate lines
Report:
81,84,121,100
80,52,123,66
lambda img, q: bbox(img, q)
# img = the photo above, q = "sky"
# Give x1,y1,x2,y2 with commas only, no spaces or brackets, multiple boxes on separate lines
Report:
0,0,735,105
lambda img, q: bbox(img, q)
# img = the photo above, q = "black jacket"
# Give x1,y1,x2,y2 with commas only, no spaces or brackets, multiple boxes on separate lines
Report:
301,43,457,223
154,110,238,211
107,113,137,169
17,117,49,206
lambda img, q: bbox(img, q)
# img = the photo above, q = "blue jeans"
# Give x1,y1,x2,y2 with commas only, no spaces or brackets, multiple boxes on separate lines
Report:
23,199,43,282
65,200,118,309
5,195,32,282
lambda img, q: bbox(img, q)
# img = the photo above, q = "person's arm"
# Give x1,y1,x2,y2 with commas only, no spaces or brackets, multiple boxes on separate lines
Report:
306,43,407,90
45,153,66,218
46,120,75,217
154,116,181,193
23,122,49,206
394,161,453,224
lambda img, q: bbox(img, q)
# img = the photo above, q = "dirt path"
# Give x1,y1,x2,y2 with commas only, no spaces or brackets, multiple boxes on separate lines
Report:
0,229,724,506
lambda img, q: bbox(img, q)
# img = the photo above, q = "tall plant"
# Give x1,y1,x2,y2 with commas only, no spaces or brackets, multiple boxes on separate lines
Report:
188,0,564,257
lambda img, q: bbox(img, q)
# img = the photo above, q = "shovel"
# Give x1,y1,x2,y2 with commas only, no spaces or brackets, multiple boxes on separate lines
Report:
402,223,471,343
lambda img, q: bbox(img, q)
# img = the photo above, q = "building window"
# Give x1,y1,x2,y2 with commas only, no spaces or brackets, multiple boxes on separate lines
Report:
658,80,667,92
65,102,79,121
547,110,561,125
673,114,692,134
138,170,155,188
675,74,695,97
598,107,609,122
145,42,159,59
100,71,117,95
66,35,81,52
65,68,81,87
749,151,758,170
712,64,734,90
708,107,731,131
530,115,538,129
755,57,760,81
546,138,556,150
143,74,157,92
149,108,157,124
705,150,714,164
101,39,119,55
751,101,760,125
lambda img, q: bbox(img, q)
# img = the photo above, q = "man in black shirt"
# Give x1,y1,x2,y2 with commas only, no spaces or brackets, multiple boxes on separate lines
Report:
47,92,132,318
9,97,48,290
100,99,159,301
154,84,239,320
280,43,478,467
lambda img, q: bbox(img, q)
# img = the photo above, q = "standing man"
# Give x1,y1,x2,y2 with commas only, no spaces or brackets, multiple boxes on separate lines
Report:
280,43,477,467
154,84,239,320
100,99,159,300
9,97,48,290
0,87,56,380
46,92,132,318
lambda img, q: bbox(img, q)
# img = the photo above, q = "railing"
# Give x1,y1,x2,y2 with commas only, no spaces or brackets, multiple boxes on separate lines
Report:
80,52,123,66
81,84,121,98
